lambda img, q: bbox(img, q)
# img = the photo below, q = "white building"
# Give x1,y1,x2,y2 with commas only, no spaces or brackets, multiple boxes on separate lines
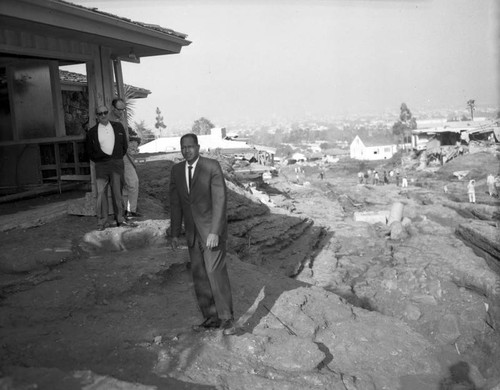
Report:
291,152,307,162
138,128,253,154
350,135,397,160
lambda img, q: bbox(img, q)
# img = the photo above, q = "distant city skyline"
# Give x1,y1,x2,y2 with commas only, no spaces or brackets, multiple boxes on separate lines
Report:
70,0,499,131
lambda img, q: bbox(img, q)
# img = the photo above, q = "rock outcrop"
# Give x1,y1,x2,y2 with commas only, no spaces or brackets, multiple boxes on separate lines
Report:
1,156,500,390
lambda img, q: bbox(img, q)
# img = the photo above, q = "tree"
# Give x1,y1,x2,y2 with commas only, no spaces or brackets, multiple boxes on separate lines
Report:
392,102,417,149
133,120,155,145
113,84,136,124
320,142,331,150
467,99,475,121
276,144,293,157
392,121,405,147
192,117,214,135
155,107,167,137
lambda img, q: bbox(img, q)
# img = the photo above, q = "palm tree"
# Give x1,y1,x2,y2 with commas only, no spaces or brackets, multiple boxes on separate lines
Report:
121,84,136,123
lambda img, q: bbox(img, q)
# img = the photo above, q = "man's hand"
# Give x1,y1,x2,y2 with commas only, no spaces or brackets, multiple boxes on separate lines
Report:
206,233,219,249
171,236,179,251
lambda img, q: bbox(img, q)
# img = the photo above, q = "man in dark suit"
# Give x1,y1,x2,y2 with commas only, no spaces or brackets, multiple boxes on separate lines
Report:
85,105,135,230
170,133,235,335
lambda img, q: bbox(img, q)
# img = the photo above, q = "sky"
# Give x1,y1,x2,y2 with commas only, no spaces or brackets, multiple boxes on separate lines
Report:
69,0,499,131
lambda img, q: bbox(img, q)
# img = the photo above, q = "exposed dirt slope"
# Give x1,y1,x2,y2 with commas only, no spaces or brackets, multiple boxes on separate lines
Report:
0,151,499,389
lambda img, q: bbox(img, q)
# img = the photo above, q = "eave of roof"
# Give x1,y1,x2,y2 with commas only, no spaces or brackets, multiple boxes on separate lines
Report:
59,70,151,98
0,0,191,58
57,0,188,40
354,135,396,147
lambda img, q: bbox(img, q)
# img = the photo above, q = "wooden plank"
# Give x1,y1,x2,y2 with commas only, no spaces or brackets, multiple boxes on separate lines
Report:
0,183,82,204
60,175,90,181
43,175,90,181
0,201,69,232
0,135,85,147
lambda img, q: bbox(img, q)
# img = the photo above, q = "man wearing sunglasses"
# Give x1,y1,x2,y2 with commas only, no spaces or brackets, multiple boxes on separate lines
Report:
86,104,133,230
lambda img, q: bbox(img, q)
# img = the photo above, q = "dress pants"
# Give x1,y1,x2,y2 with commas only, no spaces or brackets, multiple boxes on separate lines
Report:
122,154,139,213
95,159,124,227
189,232,233,320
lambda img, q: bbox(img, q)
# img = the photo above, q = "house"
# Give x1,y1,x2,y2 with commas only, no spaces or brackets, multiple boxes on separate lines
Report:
350,135,397,160
251,145,276,165
59,70,151,136
411,119,500,150
0,0,190,199
291,152,307,162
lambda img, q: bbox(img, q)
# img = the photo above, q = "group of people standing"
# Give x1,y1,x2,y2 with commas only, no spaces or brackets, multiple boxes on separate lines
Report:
487,173,500,198
466,173,500,203
358,169,408,187
88,122,235,334
85,98,141,231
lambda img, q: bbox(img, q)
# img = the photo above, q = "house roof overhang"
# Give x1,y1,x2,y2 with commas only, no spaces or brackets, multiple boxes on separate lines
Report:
59,70,151,98
0,0,191,61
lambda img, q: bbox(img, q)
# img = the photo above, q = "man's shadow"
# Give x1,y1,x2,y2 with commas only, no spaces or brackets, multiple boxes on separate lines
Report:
439,361,477,390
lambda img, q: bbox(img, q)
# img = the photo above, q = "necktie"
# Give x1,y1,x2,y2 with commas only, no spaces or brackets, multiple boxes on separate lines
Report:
188,165,193,192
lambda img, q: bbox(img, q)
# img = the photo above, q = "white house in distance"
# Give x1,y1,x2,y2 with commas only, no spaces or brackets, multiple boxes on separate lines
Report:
350,135,397,160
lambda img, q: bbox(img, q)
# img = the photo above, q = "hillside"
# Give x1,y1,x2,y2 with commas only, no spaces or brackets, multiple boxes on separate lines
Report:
0,151,499,389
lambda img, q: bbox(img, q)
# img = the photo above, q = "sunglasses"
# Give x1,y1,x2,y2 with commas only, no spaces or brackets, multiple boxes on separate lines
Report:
97,111,109,116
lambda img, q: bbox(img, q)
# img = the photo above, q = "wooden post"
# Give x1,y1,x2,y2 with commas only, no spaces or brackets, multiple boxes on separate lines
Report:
49,60,66,137
112,59,129,140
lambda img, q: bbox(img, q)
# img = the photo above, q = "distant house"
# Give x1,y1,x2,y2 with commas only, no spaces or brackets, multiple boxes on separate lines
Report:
291,152,307,162
411,119,500,150
350,135,397,160
323,147,350,158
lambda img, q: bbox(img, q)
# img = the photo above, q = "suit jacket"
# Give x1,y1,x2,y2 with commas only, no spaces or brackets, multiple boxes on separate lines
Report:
85,121,128,163
170,156,227,248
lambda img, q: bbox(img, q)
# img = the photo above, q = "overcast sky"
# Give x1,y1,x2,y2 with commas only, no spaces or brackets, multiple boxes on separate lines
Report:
71,0,499,130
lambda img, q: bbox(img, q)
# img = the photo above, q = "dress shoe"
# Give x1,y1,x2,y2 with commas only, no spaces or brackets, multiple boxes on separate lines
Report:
220,319,236,335
117,220,137,228
97,222,110,231
192,317,221,332
128,211,143,218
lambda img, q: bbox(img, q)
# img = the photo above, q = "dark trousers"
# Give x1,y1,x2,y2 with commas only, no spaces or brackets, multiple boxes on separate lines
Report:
189,232,233,320
95,159,124,227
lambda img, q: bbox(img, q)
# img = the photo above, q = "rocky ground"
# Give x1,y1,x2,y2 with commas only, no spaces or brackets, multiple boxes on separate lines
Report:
0,150,499,390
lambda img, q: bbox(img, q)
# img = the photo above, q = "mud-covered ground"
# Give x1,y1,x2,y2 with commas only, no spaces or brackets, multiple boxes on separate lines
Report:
0,150,499,389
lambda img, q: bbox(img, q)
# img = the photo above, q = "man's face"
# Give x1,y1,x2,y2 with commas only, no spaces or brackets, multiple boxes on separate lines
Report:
96,106,110,125
181,136,200,164
112,101,126,120
128,140,139,154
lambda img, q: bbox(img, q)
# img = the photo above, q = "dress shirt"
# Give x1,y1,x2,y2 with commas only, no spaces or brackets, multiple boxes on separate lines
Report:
97,122,115,155
185,157,199,193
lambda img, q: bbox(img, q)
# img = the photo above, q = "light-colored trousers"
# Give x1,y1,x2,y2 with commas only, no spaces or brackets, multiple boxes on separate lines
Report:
468,191,476,203
123,154,139,213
